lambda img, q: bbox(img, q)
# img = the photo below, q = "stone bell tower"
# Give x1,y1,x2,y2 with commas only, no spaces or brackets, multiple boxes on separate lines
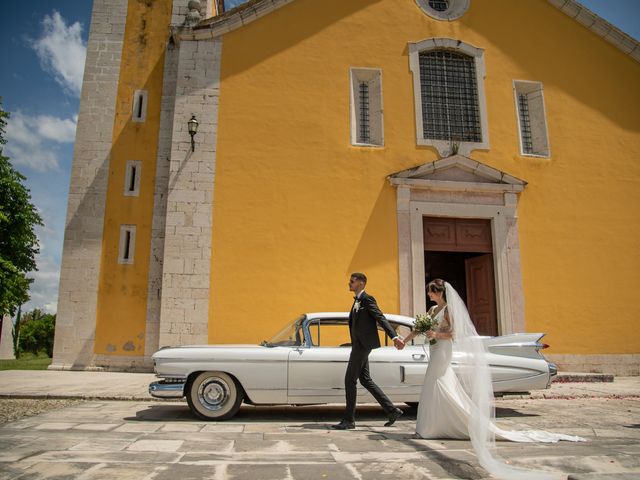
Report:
52,0,221,371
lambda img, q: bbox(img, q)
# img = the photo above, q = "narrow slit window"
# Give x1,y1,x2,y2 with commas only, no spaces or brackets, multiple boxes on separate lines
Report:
123,231,131,259
358,82,370,144
517,94,533,154
350,68,383,147
132,90,148,122
129,165,137,191
118,225,136,264
514,81,549,157
124,160,141,196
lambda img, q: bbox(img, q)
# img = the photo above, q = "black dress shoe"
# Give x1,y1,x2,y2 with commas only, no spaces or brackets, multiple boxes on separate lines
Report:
384,408,403,427
331,421,355,430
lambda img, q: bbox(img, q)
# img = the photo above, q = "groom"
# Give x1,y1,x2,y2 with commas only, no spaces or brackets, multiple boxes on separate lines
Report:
332,272,405,430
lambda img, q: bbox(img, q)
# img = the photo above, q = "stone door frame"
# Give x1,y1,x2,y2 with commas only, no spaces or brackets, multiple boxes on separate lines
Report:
388,155,527,336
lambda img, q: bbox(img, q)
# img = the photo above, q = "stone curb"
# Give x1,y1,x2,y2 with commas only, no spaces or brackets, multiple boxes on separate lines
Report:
554,373,614,383
0,394,160,401
3,392,639,402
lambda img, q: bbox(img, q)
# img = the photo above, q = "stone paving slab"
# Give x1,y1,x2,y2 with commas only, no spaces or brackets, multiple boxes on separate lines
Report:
1,398,639,479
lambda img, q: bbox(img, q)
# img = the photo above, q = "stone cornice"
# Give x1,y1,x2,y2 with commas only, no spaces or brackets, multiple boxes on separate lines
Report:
388,177,525,193
548,0,640,63
173,1,640,63
175,0,294,41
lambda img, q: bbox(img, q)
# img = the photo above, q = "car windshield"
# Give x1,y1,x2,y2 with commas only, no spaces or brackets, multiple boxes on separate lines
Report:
260,315,305,347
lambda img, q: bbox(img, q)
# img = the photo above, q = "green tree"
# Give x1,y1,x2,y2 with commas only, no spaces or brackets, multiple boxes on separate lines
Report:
18,309,56,357
0,100,43,319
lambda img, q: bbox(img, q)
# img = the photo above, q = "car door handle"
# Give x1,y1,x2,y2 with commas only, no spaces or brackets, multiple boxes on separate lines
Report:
412,354,425,360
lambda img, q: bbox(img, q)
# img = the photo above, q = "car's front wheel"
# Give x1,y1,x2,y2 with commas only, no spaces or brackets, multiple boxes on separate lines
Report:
186,371,243,420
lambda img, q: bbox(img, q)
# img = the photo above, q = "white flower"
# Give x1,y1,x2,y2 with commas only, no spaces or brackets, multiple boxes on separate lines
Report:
353,300,361,312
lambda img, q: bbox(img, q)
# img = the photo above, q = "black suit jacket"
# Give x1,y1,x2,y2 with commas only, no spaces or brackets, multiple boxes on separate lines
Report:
349,291,397,350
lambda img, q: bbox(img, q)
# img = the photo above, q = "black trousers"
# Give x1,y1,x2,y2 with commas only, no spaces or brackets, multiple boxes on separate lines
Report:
343,340,395,422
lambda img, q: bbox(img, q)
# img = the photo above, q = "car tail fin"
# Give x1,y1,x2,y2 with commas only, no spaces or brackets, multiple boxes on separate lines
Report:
485,333,548,359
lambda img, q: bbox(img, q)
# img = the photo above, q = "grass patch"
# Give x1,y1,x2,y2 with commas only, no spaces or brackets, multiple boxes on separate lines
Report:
0,352,52,370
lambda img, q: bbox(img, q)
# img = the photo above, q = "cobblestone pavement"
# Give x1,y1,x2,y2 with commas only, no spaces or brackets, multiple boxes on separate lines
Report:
1,397,639,480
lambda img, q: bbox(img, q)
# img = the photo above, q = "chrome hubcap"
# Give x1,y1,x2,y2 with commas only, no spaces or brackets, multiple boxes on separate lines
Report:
198,378,230,411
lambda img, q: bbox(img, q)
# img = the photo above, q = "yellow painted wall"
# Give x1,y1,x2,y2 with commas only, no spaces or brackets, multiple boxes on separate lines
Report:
94,0,172,355
209,0,640,354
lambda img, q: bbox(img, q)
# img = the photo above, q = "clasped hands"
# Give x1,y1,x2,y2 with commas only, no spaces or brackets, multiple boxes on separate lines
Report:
394,330,437,350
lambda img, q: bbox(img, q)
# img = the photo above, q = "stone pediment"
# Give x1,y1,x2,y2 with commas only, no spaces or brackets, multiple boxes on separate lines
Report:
388,155,526,193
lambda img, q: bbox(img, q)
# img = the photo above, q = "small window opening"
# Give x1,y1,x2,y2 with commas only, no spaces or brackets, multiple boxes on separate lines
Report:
118,225,136,264
517,94,533,154
124,160,141,196
358,82,370,144
514,80,549,157
136,98,143,119
129,165,137,191
429,0,449,12
350,68,384,147
123,231,131,260
132,90,148,122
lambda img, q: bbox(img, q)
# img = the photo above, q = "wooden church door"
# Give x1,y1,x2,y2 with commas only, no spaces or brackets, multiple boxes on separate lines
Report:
465,254,497,336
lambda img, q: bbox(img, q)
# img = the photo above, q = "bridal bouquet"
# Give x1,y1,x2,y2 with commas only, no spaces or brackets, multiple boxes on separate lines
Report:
414,312,439,345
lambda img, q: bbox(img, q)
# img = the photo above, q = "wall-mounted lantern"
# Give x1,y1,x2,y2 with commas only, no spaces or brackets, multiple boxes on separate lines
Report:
188,115,199,152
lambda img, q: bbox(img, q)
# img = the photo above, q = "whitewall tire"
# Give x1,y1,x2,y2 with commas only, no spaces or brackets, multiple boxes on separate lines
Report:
186,371,243,420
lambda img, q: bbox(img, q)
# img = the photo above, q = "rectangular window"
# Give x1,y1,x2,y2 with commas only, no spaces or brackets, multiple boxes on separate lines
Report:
419,50,481,143
132,90,148,122
517,93,533,154
358,82,370,143
118,225,136,264
350,68,383,147
514,81,549,157
124,160,141,197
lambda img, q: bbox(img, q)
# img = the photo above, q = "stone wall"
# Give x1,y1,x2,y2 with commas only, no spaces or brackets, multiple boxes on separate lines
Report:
158,35,221,348
547,354,640,376
51,0,129,370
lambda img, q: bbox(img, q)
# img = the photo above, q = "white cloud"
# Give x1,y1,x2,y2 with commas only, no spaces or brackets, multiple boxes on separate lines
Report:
24,252,61,314
4,110,77,172
31,11,86,97
37,115,77,143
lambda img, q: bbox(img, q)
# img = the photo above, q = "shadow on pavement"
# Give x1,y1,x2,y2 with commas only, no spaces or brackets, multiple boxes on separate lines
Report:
125,402,539,423
126,403,411,422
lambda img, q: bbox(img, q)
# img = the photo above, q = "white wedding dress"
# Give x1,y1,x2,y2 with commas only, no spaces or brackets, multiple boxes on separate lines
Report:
415,285,585,480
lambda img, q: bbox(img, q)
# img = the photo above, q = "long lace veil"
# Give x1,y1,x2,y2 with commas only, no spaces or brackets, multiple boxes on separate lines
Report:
445,282,565,480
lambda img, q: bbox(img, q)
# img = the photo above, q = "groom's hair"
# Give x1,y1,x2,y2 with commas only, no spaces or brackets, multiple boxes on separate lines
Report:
350,272,367,284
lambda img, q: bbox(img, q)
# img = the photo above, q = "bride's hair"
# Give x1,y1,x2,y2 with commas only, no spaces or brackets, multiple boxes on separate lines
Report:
427,278,447,301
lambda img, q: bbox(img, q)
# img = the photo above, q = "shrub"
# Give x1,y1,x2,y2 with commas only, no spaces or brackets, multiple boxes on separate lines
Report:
18,313,55,357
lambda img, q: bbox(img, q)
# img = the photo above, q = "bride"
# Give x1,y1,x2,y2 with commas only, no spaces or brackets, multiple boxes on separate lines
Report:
400,279,585,480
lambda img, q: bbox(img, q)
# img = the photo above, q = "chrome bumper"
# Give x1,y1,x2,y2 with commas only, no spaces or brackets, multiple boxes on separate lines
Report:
547,362,558,388
149,380,186,399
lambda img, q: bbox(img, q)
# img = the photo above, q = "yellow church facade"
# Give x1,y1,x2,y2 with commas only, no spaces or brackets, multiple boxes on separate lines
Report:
52,0,640,374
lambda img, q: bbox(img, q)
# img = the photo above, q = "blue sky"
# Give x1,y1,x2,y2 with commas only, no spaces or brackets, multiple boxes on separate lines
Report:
0,0,638,315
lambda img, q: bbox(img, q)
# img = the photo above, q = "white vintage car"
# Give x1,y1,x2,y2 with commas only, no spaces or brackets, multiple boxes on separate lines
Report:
150,312,557,420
